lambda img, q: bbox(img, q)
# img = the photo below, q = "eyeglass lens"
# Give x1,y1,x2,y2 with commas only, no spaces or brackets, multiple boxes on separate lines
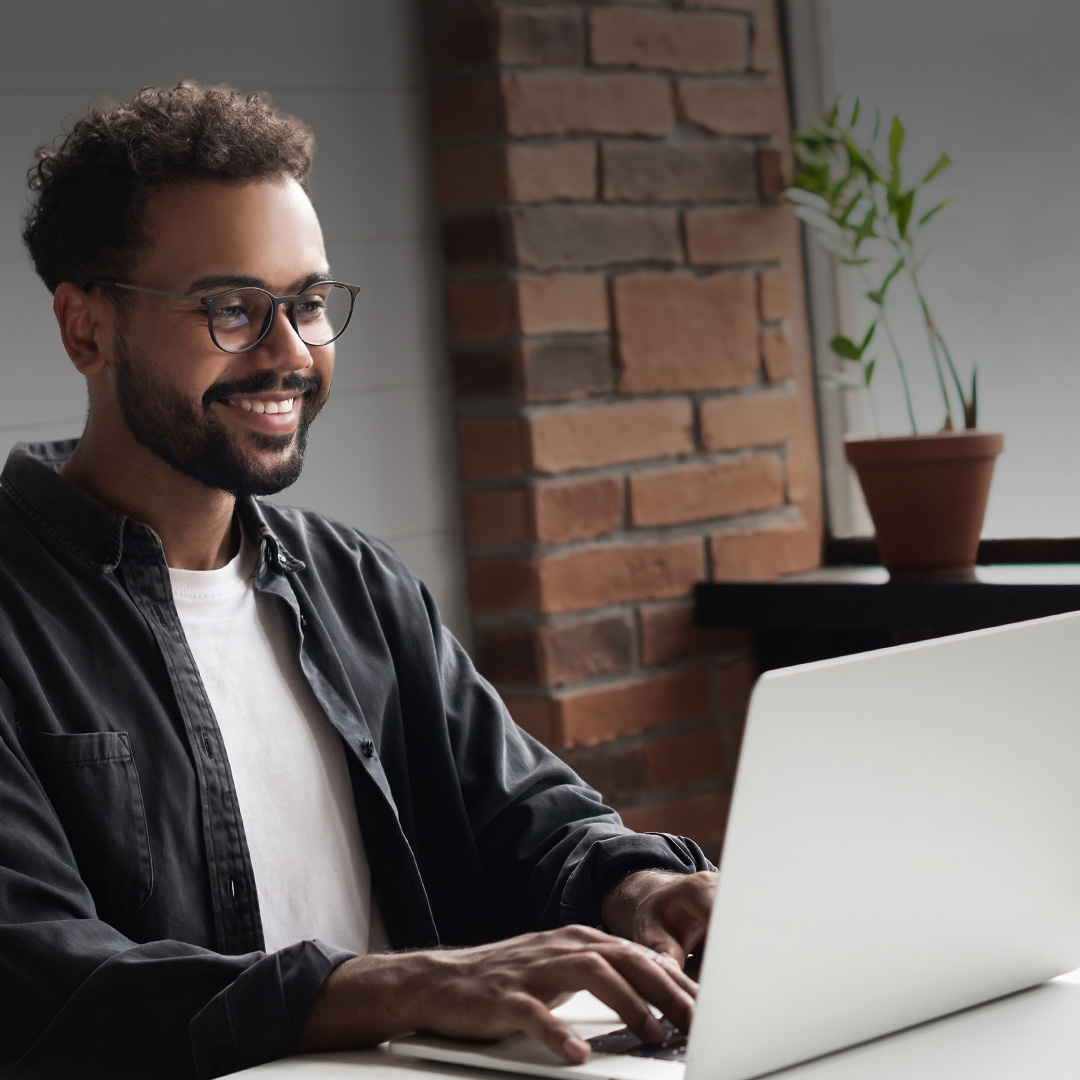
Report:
210,284,353,353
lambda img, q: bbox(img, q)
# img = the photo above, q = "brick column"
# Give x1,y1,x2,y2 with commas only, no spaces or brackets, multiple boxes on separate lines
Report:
422,0,822,858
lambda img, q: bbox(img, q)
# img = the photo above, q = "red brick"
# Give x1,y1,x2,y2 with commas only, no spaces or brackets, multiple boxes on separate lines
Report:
506,141,598,203
673,0,772,10
445,281,517,342
433,7,498,68
759,146,786,199
630,456,784,527
435,143,507,208
480,619,635,687
505,698,557,747
567,744,649,804
615,272,759,393
638,601,752,667
709,522,820,581
718,659,757,712
478,627,543,685
502,73,675,137
521,337,614,402
590,9,748,74
646,727,732,790
556,670,710,747
785,441,813,504
678,79,787,136
750,4,782,72
529,399,693,473
452,347,521,399
761,325,794,380
601,140,756,201
443,212,512,271
457,418,527,480
536,538,704,614
431,80,503,139
517,274,609,335
541,614,636,684
534,475,623,544
699,390,800,451
511,205,681,270
464,488,531,547
759,269,790,320
468,558,539,613
499,7,586,65
620,790,730,848
685,204,796,266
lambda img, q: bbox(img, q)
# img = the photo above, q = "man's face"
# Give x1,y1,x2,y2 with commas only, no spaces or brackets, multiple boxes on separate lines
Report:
106,178,334,497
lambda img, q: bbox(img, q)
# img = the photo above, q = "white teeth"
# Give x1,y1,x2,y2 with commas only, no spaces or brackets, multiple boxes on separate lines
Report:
234,397,295,414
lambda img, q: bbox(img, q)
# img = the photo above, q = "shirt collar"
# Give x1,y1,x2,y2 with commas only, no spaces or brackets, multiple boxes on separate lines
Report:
1,440,303,575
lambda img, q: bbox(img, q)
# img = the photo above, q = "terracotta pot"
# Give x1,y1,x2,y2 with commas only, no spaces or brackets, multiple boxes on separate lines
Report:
844,431,1004,576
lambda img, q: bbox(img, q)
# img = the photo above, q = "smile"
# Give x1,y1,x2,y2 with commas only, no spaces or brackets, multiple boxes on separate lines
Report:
229,397,296,415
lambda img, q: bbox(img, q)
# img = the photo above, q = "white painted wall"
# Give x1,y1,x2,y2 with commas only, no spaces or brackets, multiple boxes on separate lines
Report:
826,0,1080,538
0,1,469,637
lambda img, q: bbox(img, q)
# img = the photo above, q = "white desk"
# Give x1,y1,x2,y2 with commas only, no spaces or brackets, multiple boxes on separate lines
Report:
234,970,1080,1080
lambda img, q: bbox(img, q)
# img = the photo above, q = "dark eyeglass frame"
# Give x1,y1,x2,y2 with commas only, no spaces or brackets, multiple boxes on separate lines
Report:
82,278,361,354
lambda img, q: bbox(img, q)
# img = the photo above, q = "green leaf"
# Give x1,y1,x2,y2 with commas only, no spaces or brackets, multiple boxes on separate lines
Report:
784,187,832,212
879,257,905,297
853,203,878,246
850,97,861,126
865,290,885,306
917,199,951,228
859,320,878,354
967,367,978,429
889,116,906,166
864,357,877,386
896,189,916,237
829,334,862,361
793,204,843,239
812,230,859,262
826,101,840,127
921,153,952,185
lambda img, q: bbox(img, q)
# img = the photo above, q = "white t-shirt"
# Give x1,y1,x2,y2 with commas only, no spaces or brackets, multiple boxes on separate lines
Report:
169,541,386,955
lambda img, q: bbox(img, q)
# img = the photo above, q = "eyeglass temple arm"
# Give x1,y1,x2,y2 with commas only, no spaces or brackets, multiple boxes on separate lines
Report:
82,280,204,303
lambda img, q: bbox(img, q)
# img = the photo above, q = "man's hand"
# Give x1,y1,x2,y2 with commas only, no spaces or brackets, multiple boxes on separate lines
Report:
290,925,697,1063
600,869,719,966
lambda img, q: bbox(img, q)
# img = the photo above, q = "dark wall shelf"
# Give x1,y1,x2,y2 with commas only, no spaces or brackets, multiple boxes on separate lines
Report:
695,565,1080,671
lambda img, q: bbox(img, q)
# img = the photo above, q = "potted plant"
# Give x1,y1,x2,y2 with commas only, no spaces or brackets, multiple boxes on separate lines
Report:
787,100,1002,576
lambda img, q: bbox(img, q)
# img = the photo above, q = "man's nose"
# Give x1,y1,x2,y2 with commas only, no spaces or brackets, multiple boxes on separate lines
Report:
250,303,315,371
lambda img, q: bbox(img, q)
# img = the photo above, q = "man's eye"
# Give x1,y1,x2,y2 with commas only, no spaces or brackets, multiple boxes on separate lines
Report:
296,297,328,320
212,304,250,327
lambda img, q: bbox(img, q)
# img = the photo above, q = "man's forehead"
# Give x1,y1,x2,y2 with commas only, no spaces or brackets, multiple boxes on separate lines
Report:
136,177,327,289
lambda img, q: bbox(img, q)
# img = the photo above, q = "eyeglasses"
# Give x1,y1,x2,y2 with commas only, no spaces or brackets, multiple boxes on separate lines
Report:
82,278,361,354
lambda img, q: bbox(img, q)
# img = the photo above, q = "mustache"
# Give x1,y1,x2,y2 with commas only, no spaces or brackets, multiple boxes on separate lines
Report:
202,371,323,408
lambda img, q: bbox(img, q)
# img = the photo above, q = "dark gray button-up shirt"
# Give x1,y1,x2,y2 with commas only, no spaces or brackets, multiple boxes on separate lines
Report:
0,441,710,1080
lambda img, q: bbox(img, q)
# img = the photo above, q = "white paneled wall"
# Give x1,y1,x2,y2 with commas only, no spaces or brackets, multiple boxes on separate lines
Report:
0,1,470,639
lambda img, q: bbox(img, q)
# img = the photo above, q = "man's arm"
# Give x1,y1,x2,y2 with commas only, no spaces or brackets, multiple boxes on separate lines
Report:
291,924,697,1062
0,682,349,1080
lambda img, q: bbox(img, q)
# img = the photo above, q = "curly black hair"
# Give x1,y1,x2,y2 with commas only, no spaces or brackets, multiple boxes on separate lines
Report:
23,81,316,294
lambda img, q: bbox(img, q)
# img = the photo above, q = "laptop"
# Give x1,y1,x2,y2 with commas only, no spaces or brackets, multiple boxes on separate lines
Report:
390,610,1080,1080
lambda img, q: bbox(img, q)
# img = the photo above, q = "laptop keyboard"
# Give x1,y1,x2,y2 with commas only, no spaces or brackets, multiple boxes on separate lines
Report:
587,1019,688,1061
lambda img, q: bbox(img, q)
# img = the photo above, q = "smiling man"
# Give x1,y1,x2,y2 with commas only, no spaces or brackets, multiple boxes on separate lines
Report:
0,83,716,1080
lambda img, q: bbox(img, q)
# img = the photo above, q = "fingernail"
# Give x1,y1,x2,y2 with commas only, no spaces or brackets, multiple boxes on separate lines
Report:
562,1036,590,1062
645,1016,666,1042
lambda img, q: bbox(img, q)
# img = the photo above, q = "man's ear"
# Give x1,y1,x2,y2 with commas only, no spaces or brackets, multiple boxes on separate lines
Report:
53,283,112,376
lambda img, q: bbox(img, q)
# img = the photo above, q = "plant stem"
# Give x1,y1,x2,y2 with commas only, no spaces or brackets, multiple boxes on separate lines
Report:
909,271,970,428
855,265,918,434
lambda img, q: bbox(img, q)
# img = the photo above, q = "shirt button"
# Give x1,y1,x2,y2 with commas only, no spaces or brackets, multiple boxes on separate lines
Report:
360,738,375,758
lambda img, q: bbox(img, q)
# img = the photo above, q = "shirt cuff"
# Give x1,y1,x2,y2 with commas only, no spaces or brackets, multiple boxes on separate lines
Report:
190,939,355,1080
559,832,716,930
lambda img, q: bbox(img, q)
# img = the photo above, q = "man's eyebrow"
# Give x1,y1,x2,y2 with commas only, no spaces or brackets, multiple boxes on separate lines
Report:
185,270,334,295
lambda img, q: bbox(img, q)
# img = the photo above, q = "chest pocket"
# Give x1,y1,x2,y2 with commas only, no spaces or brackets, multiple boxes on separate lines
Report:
36,730,154,918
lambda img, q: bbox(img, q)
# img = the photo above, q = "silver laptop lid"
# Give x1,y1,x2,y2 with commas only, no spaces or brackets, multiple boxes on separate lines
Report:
691,610,1080,1080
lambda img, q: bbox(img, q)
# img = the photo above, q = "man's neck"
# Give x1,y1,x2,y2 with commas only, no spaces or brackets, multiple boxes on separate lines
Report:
60,421,240,571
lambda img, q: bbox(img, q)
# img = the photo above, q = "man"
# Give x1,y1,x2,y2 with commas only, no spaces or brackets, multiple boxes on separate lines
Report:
0,83,717,1079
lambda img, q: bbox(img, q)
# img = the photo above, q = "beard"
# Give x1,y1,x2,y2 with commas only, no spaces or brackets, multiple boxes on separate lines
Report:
112,329,327,497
